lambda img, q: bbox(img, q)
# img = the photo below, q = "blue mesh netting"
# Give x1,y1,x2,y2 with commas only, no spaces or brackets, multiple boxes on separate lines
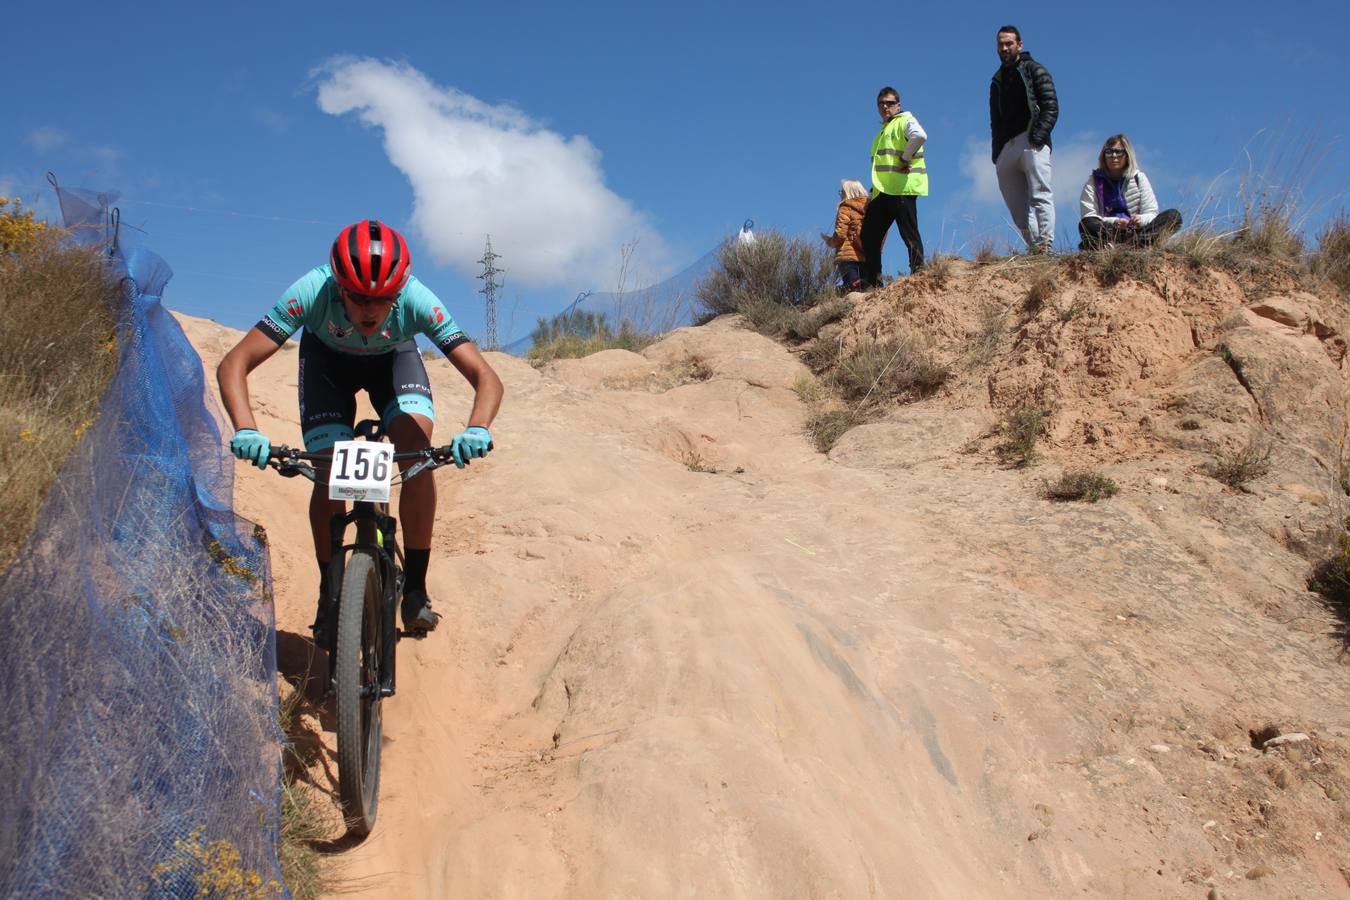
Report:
0,181,284,896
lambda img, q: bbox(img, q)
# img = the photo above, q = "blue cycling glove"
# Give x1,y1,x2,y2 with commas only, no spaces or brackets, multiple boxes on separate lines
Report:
449,426,493,469
230,428,271,469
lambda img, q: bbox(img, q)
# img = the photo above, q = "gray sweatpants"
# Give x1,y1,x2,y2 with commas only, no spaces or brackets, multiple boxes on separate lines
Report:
995,132,1055,250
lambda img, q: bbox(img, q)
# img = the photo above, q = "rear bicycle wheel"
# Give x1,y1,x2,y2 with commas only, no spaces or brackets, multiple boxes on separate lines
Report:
335,549,384,834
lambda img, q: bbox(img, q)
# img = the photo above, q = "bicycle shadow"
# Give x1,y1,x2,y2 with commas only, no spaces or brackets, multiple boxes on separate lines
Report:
277,629,390,848
276,629,339,795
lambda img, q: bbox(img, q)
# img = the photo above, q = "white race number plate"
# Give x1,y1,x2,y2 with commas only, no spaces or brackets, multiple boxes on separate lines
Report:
328,441,394,502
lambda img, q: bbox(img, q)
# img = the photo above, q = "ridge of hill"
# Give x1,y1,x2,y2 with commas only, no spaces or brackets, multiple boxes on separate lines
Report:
185,252,1350,898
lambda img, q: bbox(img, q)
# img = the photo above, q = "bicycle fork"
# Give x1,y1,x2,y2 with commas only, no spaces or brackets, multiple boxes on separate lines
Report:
323,505,403,699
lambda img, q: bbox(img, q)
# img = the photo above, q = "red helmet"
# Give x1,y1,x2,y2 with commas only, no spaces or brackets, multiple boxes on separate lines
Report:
330,219,411,297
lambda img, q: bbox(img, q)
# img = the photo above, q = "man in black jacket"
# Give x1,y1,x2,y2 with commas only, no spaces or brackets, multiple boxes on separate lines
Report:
989,25,1058,252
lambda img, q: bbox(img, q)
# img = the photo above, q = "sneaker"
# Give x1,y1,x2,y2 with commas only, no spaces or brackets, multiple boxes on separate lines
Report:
400,588,441,634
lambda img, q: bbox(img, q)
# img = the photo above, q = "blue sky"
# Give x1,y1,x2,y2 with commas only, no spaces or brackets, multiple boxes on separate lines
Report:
6,1,1345,346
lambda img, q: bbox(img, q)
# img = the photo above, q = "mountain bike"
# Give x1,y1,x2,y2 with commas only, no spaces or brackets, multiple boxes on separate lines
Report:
266,419,461,835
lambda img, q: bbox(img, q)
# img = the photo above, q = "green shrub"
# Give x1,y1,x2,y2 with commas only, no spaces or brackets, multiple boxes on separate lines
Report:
0,196,50,252
526,308,654,363
695,230,835,320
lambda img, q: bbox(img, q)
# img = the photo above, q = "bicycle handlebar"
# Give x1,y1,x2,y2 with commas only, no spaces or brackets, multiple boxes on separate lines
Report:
266,444,459,485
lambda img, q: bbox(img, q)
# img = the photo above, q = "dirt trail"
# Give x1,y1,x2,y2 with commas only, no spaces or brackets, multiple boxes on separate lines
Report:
185,313,1349,898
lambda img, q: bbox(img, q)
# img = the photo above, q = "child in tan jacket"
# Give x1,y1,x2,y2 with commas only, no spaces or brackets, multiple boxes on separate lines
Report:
822,179,872,291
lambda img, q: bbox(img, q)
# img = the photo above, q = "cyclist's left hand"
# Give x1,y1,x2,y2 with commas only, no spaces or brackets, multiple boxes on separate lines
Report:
449,426,493,468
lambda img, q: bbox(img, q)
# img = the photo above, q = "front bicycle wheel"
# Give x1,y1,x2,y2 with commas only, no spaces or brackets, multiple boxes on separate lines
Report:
335,549,383,834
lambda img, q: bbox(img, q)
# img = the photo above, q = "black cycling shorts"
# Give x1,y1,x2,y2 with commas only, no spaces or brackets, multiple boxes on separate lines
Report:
297,330,435,450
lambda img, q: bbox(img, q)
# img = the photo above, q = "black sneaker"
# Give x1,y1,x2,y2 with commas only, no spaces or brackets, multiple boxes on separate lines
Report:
400,588,441,634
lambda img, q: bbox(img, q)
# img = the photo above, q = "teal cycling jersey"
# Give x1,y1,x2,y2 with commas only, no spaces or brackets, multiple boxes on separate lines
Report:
256,264,470,357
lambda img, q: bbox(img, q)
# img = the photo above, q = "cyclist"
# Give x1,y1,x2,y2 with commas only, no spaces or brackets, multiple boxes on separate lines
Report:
217,219,503,635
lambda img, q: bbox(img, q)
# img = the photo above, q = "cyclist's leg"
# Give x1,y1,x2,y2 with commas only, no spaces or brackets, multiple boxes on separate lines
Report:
371,342,439,631
298,331,358,570
369,340,437,549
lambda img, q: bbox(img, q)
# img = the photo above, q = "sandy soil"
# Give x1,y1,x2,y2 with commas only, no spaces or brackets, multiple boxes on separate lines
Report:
182,303,1350,899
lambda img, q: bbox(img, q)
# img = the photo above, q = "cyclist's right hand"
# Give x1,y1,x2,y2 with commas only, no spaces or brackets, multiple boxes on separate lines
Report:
230,428,271,469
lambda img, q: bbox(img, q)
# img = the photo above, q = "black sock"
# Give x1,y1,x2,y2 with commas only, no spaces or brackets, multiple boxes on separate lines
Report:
404,548,431,595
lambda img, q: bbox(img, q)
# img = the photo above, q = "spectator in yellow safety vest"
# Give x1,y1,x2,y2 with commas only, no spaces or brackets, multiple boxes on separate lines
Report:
860,86,928,287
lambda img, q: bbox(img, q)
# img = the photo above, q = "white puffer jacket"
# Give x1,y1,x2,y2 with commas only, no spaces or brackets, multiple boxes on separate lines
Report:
1079,170,1160,225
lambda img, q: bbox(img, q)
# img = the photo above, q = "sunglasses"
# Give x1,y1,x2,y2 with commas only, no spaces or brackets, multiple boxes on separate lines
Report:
878,99,899,107
1103,149,1128,158
340,287,394,307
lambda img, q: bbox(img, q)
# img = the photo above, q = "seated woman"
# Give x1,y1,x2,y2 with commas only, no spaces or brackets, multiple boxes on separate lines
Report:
1078,134,1182,250
821,179,871,291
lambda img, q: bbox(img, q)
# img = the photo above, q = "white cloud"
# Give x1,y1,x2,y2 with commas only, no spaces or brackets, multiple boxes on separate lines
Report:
313,58,665,287
26,127,69,152
957,136,1002,206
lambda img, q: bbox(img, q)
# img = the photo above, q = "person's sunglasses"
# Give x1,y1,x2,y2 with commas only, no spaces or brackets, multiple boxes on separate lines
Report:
1103,149,1127,158
878,99,899,107
341,287,394,307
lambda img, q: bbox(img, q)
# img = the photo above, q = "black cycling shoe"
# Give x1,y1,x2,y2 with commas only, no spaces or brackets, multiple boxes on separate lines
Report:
400,588,441,634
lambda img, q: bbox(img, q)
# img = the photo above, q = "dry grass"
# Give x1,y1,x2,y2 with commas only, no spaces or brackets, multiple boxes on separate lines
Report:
1024,267,1059,311
830,335,948,404
1044,470,1119,502
1308,533,1350,646
1311,213,1350,294
526,329,654,363
922,253,958,287
999,405,1045,468
0,229,121,571
974,237,1002,264
1172,224,1233,270
1092,245,1155,287
1204,435,1273,488
965,304,1006,368
278,776,327,898
786,297,851,341
1233,198,1305,262
804,407,875,453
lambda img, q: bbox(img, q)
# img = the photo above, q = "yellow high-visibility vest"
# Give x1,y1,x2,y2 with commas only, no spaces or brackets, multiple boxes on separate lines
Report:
870,112,928,197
